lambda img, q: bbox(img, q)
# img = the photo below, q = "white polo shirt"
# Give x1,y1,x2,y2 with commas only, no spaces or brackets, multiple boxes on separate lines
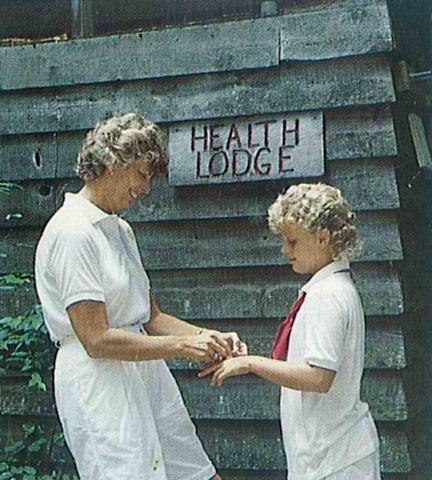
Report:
281,259,379,480
35,193,151,344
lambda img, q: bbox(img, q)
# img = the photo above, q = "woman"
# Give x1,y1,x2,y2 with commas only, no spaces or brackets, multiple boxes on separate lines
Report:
35,113,245,480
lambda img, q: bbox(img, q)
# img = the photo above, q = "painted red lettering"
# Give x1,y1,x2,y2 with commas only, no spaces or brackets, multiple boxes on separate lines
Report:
209,151,229,177
255,120,277,147
282,119,300,147
233,149,252,176
248,123,259,149
279,146,294,173
191,126,208,152
210,125,223,151
226,124,242,150
196,152,210,179
254,147,271,175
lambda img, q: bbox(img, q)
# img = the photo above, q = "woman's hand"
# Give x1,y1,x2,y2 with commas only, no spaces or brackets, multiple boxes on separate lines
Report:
198,356,253,386
205,330,248,357
176,332,232,363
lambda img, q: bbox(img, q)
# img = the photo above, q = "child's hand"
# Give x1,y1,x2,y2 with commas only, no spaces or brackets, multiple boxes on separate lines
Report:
198,356,251,386
206,330,248,357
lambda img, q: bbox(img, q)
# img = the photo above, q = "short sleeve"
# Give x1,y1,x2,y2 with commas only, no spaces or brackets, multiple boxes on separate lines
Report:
301,290,348,372
50,228,105,310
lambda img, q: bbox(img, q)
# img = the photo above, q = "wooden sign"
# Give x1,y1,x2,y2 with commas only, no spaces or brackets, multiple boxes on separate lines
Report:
168,112,324,186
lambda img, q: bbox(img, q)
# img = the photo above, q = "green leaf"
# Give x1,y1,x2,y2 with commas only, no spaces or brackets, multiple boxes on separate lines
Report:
23,466,37,475
29,372,47,392
4,213,23,221
0,471,14,480
22,424,36,436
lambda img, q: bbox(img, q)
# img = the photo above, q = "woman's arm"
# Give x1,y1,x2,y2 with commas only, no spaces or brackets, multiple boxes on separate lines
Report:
146,295,247,356
145,295,203,336
67,300,231,363
199,355,335,393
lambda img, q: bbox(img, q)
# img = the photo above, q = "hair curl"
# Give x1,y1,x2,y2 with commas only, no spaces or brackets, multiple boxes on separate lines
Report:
75,113,168,182
268,183,361,260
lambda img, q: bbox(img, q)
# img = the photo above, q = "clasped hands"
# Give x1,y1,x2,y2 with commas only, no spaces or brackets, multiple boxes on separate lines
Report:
179,329,251,387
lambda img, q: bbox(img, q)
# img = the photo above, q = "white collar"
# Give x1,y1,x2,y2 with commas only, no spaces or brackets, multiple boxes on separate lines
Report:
63,193,117,225
301,258,350,294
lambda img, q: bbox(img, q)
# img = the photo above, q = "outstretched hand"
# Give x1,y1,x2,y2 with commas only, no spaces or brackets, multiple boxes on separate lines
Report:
177,332,232,363
198,356,252,386
209,330,248,357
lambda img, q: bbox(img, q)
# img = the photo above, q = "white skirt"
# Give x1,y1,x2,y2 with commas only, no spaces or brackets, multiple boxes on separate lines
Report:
322,451,381,480
54,339,216,480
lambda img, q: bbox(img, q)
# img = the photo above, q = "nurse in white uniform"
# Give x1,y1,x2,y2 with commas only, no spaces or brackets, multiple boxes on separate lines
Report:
35,113,245,480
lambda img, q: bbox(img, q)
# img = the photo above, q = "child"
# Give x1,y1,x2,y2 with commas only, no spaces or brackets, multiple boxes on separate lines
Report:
200,183,381,480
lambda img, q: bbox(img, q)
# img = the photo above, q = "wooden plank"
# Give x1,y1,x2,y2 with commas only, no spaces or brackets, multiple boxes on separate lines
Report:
147,263,403,319
0,158,400,228
0,413,411,474
0,0,394,92
128,158,399,221
0,17,278,91
0,211,402,272
0,132,60,181
0,263,403,319
0,285,38,318
178,371,407,422
326,105,397,160
0,105,397,183
408,113,432,168
151,264,403,319
280,0,393,61
134,211,402,268
0,319,407,372
195,422,410,473
167,324,407,371
0,56,395,136
0,371,407,422
168,111,325,186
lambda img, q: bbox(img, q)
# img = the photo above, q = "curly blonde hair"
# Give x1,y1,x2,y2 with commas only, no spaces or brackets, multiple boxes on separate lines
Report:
268,183,361,260
75,113,168,182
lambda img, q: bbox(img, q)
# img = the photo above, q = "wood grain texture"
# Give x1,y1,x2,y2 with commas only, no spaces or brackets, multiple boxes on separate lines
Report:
280,0,393,61
196,421,410,473
0,371,407,422
0,262,404,319
0,0,393,91
0,56,395,136
0,409,410,473
0,105,397,183
0,211,402,273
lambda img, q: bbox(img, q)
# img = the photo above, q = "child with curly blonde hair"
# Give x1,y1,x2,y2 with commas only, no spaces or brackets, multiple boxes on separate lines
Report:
201,183,381,480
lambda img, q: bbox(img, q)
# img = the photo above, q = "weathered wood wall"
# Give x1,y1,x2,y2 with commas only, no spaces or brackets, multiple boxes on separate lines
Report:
0,0,415,478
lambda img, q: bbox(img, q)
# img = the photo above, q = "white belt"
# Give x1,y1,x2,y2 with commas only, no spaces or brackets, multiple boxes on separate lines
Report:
56,323,143,348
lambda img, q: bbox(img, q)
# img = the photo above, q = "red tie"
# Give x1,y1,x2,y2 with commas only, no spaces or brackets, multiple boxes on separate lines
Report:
270,292,306,360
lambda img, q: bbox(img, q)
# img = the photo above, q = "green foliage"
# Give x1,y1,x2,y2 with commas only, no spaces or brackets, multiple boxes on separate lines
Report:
0,275,68,479
0,183,22,196
0,296,54,390
0,422,66,479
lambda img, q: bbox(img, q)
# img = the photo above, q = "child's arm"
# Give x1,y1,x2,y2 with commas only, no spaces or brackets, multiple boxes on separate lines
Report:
199,356,335,393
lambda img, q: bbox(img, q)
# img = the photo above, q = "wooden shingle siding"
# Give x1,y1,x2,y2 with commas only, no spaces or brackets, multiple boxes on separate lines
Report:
0,157,401,227
0,104,398,182
197,422,411,474
0,370,408,421
0,0,413,477
279,0,393,61
0,211,403,271
0,56,395,136
0,0,392,91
